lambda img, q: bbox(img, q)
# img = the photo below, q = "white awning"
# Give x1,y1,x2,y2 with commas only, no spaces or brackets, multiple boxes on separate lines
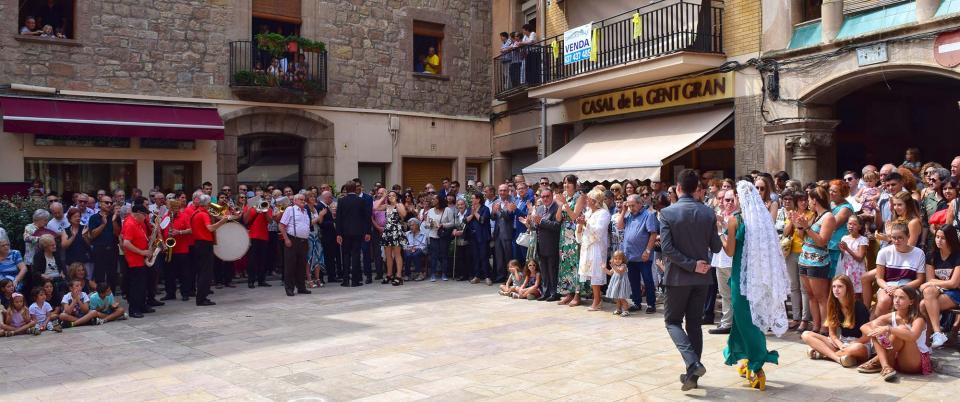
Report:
523,107,733,183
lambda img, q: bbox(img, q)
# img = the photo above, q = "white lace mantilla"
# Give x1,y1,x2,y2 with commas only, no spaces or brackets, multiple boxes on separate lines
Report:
737,181,791,337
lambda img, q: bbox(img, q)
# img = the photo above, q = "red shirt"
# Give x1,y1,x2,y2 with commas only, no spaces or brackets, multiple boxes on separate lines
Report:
171,211,193,253
246,206,271,241
191,209,214,242
121,216,149,268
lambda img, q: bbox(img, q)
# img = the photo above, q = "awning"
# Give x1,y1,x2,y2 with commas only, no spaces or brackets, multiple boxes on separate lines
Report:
523,107,733,182
0,97,225,140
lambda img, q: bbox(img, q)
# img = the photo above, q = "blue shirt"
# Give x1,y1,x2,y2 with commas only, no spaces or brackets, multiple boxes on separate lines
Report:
622,208,659,262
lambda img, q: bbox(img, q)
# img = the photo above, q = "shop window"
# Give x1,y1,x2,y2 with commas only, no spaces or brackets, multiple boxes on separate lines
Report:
413,20,444,75
237,134,304,188
34,135,129,148
801,0,822,22
25,159,136,196
17,0,75,39
140,138,196,150
154,161,199,193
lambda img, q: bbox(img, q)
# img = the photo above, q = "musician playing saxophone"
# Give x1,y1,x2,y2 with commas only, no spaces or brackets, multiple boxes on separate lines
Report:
190,194,236,307
121,205,151,318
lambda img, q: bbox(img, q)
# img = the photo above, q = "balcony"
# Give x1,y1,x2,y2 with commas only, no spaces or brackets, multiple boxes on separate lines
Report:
228,39,328,105
494,0,724,101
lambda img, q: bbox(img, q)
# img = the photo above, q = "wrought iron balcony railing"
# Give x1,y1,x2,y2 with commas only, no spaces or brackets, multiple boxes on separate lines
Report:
229,40,328,103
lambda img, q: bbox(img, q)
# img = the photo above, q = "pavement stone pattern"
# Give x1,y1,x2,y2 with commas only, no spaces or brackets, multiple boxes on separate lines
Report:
1,280,958,401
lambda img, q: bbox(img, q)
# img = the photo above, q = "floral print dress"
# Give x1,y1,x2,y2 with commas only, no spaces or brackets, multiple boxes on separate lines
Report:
557,193,590,297
380,207,408,247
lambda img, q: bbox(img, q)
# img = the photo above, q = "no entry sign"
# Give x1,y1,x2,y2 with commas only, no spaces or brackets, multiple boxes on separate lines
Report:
934,30,960,68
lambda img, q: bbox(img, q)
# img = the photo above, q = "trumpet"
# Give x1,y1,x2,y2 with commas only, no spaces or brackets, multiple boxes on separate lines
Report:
164,237,176,263
208,202,229,217
249,196,271,213
273,196,290,214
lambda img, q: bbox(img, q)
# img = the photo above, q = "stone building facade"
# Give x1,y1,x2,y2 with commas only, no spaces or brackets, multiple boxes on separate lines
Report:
0,0,493,194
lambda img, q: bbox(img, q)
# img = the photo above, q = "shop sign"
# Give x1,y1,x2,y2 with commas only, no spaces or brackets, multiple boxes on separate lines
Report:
578,72,734,119
856,43,888,67
934,30,960,68
563,23,592,64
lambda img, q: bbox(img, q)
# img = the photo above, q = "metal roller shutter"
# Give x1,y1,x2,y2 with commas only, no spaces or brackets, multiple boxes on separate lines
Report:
402,158,453,193
844,0,911,14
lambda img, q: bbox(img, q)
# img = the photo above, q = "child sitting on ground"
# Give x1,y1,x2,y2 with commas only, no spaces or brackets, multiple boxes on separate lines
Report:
498,260,525,297
4,292,37,336
89,283,126,322
605,250,632,317
59,279,102,328
516,260,541,300
29,286,60,333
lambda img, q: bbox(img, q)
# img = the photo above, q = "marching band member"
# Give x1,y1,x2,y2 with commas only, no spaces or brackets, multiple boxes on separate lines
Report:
243,194,273,288
121,205,151,318
161,200,182,301
190,194,234,306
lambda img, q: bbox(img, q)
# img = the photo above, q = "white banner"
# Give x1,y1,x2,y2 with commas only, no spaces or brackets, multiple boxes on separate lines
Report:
563,23,592,65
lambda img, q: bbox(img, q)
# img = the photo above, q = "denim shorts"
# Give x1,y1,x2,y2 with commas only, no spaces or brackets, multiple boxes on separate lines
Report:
944,288,960,305
799,265,831,279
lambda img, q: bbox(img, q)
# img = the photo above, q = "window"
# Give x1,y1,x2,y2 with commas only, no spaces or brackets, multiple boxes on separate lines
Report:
25,159,136,196
17,0,75,39
154,161,200,193
413,20,444,74
358,163,386,189
801,0,822,22
34,135,130,148
140,138,196,150
237,134,304,188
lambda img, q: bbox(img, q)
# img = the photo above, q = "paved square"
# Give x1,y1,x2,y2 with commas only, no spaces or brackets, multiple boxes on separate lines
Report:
1,281,957,401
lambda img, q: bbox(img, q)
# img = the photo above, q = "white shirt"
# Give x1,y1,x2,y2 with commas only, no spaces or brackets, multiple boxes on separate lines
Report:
46,216,69,234
279,206,311,239
405,231,428,251
484,198,497,236
875,245,925,283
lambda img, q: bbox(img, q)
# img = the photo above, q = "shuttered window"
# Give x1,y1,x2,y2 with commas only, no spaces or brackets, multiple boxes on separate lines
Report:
844,0,911,14
402,158,453,193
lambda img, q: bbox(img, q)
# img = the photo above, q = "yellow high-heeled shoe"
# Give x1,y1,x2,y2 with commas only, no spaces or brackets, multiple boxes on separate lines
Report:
737,360,749,378
750,369,766,391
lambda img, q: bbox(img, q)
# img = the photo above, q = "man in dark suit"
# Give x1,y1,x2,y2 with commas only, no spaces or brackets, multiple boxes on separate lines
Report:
659,169,722,391
466,192,491,284
318,190,340,283
353,178,377,284
491,184,515,283
532,188,561,301
336,181,371,287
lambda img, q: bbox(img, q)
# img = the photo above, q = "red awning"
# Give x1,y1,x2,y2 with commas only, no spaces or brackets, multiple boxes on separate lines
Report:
0,97,225,140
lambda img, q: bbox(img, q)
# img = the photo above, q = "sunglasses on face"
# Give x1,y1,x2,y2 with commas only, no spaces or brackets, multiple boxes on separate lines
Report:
844,177,855,182
723,198,735,203
102,201,113,205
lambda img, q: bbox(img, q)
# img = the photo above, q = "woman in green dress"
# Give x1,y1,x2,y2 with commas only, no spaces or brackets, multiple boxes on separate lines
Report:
556,174,590,306
720,181,791,390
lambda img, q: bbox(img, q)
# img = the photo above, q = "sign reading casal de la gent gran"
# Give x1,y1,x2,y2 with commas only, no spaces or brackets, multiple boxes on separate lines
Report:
563,23,592,65
579,72,734,119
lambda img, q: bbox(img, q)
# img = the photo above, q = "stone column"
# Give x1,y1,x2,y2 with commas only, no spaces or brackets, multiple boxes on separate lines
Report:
821,0,844,44
492,154,510,184
917,0,940,23
765,119,839,185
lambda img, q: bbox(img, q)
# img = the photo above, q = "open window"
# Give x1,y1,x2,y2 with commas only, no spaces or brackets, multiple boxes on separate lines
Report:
17,0,75,39
800,0,822,23
413,20,444,75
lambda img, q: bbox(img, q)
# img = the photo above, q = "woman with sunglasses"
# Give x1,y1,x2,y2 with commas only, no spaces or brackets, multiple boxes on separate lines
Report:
943,177,960,232
754,176,779,222
921,168,951,250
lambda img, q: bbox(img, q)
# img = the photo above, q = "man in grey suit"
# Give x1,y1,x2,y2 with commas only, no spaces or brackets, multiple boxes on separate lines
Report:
491,184,515,283
659,169,722,391
530,188,561,301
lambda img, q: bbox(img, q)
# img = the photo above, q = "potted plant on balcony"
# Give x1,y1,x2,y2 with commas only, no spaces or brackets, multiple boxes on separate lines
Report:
255,32,288,59
292,36,326,53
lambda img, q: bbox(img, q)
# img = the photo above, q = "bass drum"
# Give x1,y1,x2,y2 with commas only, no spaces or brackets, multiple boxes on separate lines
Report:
213,221,251,262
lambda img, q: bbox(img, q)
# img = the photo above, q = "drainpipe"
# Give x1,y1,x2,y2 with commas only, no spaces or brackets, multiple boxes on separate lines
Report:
917,0,939,23
538,98,547,160
821,0,843,44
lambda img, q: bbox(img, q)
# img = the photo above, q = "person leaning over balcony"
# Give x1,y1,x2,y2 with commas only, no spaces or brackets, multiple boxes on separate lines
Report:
20,16,41,36
498,32,514,89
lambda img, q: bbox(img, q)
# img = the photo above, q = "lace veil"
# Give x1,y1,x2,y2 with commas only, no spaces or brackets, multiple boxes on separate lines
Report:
736,180,791,337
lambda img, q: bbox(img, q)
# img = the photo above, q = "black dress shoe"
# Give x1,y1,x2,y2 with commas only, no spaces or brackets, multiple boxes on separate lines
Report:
161,295,176,301
258,282,272,287
248,283,256,289
147,299,165,307
536,294,548,301
375,275,383,280
297,289,312,294
708,327,731,334
680,374,699,391
351,282,363,287
286,289,296,296
130,312,144,318
628,305,642,312
224,283,236,288
340,281,350,287
645,306,657,314
196,300,216,306
545,294,561,302
181,295,189,302
364,278,373,284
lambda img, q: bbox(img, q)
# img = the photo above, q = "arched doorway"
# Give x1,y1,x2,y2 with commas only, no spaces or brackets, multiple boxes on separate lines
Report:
237,134,305,188
833,75,960,174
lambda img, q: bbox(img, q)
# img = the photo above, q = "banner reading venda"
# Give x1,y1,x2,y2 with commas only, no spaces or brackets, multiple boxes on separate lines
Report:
578,72,735,119
563,23,592,65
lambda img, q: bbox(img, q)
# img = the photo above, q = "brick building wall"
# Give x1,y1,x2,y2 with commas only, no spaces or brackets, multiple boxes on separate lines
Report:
544,0,568,38
734,94,765,176
722,0,761,56
0,0,492,117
